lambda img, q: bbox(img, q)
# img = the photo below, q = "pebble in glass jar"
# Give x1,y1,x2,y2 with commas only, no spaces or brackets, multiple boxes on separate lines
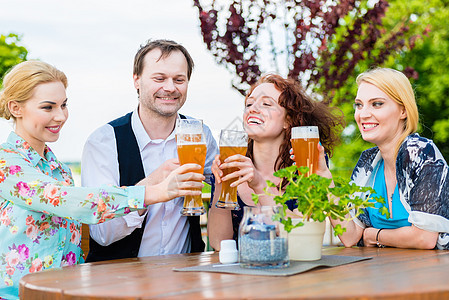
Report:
238,206,289,268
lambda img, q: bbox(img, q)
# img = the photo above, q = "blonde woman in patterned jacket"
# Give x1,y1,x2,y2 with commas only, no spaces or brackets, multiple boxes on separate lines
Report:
330,68,449,250
0,61,204,299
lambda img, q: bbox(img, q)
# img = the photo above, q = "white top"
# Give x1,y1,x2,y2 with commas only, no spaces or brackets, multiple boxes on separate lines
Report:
81,109,218,257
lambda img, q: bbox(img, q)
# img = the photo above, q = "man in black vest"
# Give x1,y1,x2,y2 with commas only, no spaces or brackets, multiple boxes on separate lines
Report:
81,39,218,262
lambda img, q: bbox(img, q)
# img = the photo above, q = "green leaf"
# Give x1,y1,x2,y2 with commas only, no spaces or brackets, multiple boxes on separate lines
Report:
251,164,389,235
266,180,276,188
251,193,260,205
333,224,347,236
379,206,391,219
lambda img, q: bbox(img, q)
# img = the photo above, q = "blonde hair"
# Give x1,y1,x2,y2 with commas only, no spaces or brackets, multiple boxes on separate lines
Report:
356,67,419,156
0,60,68,120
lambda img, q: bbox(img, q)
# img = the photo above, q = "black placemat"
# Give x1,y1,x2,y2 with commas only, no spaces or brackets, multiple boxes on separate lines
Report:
173,255,371,276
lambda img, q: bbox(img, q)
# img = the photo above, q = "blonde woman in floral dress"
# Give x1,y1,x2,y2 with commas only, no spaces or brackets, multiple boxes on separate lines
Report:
0,61,204,299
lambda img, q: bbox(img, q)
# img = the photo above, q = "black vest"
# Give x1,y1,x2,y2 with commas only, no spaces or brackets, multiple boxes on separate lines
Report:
85,112,205,262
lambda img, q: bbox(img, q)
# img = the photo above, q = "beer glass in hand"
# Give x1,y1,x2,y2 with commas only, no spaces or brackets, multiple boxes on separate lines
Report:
291,126,319,177
176,119,207,216
216,130,248,210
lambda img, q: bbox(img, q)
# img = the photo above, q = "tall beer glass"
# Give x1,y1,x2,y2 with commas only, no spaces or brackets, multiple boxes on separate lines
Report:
216,130,248,210
176,119,207,216
291,126,319,177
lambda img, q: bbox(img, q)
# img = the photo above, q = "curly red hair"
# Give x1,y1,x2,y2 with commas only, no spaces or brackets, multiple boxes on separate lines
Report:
245,74,345,174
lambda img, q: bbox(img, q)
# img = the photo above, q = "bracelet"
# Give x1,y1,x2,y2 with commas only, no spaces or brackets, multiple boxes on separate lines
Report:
376,228,385,248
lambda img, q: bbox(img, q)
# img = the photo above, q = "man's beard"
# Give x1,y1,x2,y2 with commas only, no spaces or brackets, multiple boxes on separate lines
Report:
140,93,185,117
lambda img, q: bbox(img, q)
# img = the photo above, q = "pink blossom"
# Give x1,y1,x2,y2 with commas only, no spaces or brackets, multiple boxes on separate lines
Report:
65,251,77,266
97,199,106,213
26,215,35,226
26,224,38,240
9,165,21,175
29,258,43,273
16,181,30,197
5,250,20,267
51,216,63,224
18,244,29,262
39,222,50,231
70,230,80,245
99,211,115,223
43,184,60,205
0,211,10,226
49,197,60,207
1,216,10,226
6,265,15,276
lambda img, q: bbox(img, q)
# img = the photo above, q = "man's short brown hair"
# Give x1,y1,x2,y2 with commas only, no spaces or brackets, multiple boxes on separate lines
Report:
133,39,194,80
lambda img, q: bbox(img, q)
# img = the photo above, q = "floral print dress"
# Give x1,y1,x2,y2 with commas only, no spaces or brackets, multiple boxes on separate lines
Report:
0,132,145,299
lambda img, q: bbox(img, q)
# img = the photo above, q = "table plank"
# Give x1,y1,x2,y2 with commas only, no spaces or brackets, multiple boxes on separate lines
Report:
19,247,449,299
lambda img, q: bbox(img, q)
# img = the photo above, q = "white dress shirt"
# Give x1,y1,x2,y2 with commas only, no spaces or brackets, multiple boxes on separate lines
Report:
81,109,218,257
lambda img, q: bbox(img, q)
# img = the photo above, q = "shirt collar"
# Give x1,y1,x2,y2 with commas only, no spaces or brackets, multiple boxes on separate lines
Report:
131,108,179,151
6,132,58,167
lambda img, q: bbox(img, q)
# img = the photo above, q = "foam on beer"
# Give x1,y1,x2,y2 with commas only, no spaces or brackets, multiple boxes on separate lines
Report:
176,128,204,145
291,126,319,139
175,119,204,145
219,129,248,147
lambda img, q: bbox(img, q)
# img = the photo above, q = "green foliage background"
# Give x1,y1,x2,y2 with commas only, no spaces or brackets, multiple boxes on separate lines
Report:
0,33,27,86
322,0,449,179
390,0,449,158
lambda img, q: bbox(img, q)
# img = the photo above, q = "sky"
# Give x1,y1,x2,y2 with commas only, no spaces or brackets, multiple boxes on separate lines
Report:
0,0,245,162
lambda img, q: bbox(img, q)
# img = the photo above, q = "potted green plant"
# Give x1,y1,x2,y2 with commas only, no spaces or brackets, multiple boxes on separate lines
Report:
252,165,389,261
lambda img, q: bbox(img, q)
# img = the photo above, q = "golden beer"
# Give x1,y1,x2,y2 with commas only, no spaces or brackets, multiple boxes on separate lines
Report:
177,142,207,215
175,118,207,216
291,126,320,177
291,138,319,176
216,146,248,209
215,129,248,210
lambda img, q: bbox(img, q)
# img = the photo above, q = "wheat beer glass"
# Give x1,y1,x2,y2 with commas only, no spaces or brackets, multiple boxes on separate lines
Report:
176,119,207,216
291,126,319,177
216,130,248,209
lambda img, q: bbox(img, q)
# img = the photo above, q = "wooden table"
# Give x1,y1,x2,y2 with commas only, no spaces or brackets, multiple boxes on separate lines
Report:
19,247,449,299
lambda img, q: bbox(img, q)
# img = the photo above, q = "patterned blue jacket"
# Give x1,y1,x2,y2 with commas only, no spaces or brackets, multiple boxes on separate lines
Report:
351,133,449,249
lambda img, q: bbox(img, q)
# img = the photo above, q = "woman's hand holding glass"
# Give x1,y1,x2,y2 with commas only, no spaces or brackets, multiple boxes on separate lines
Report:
216,154,265,191
212,154,264,189
212,154,266,209
290,143,332,180
213,130,249,209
